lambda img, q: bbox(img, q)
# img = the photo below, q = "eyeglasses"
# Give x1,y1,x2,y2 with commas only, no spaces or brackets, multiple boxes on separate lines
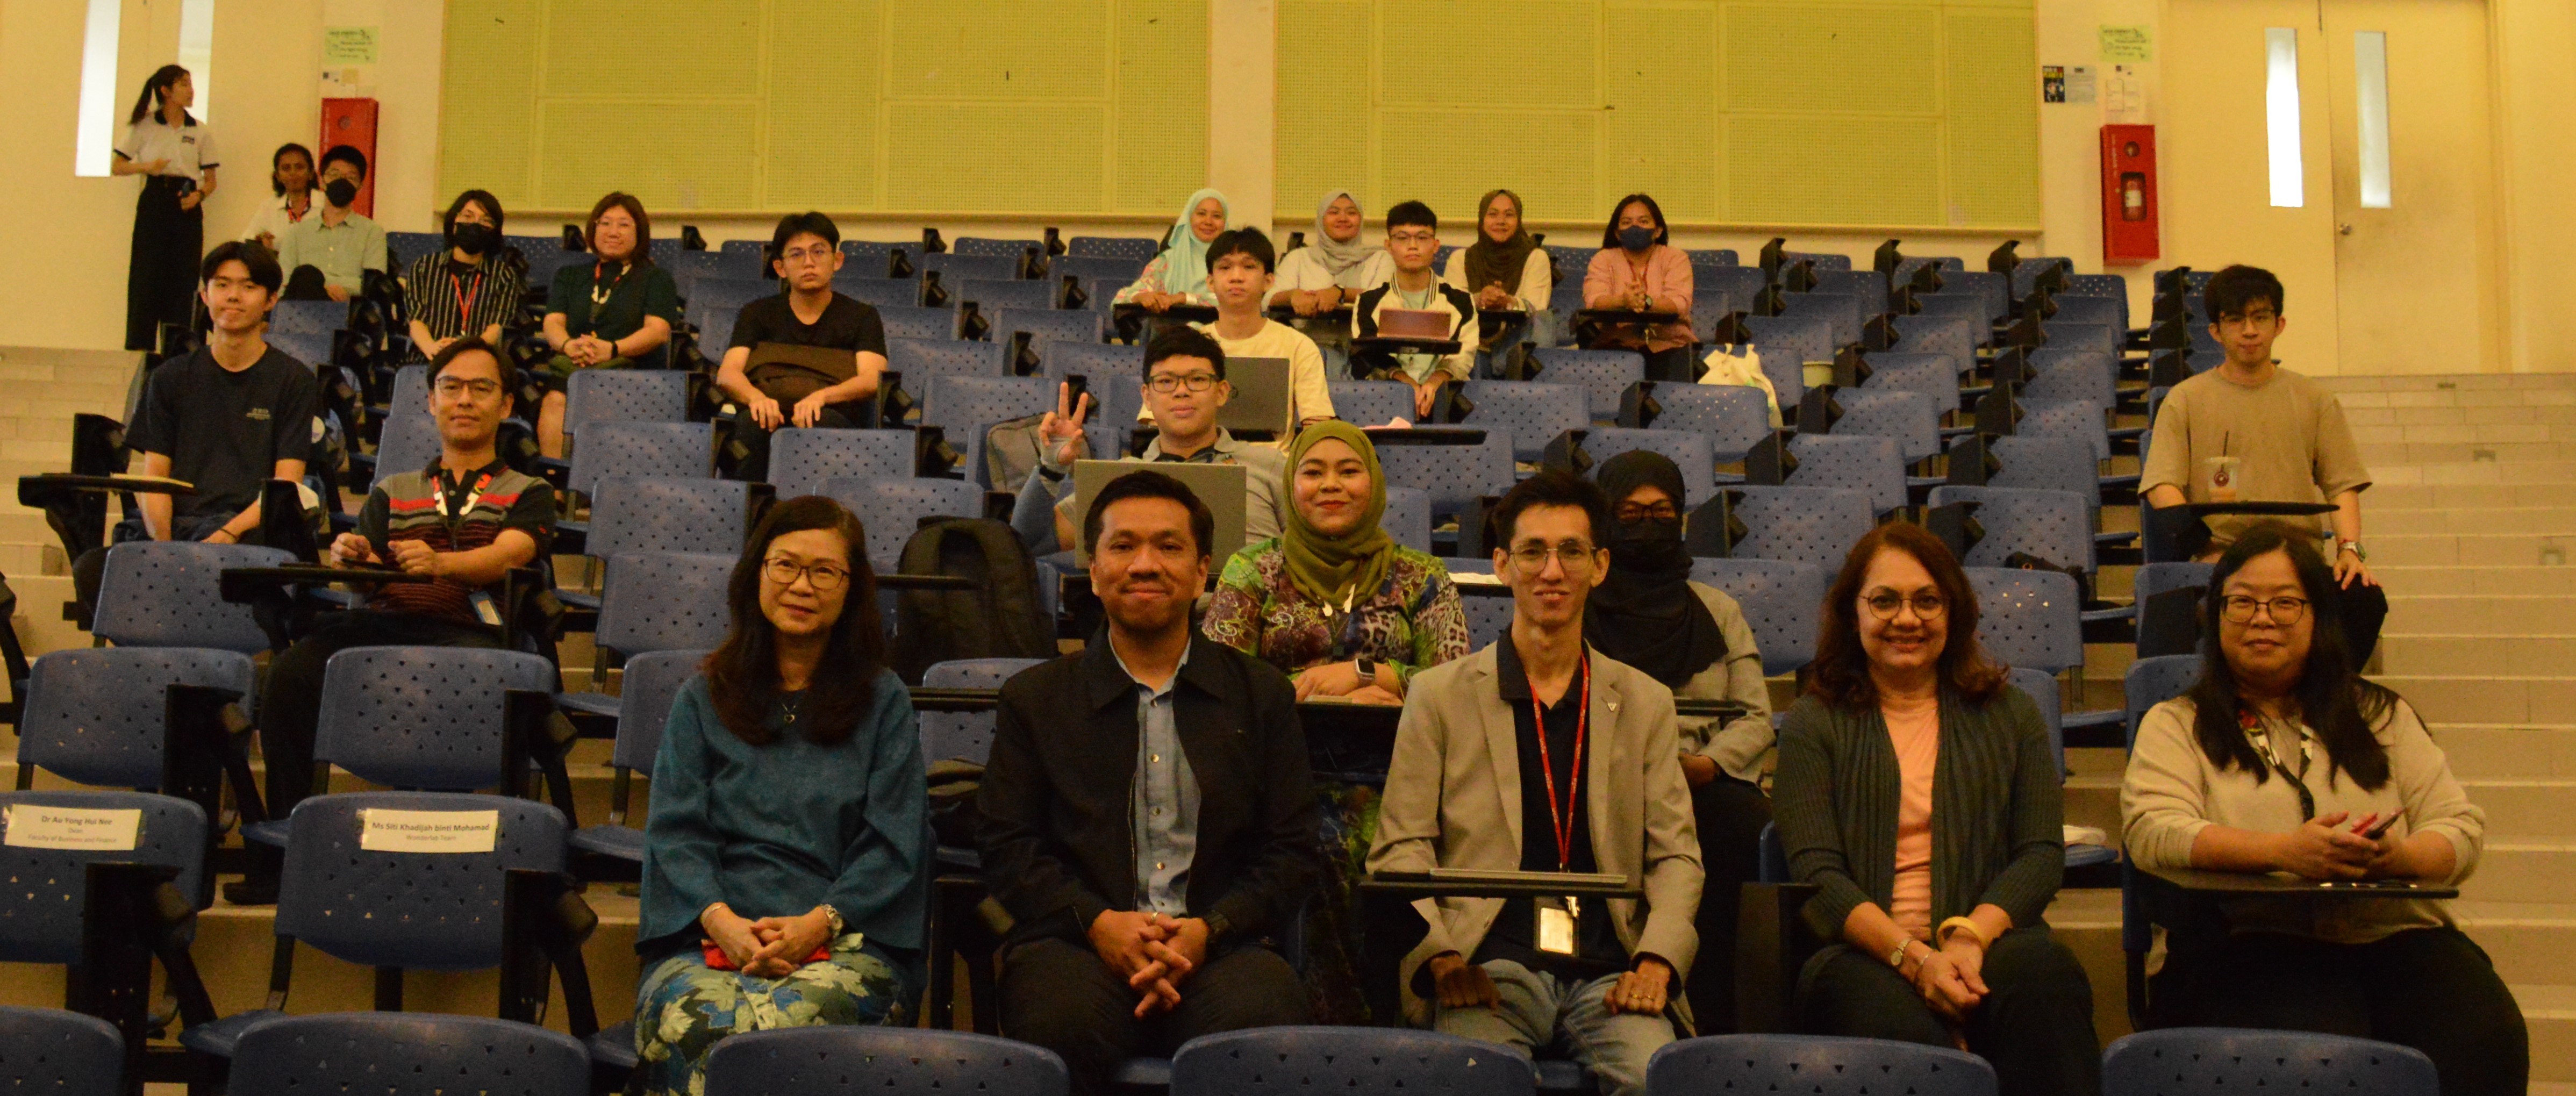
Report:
763,557,850,592
1862,591,1948,620
1146,372,1220,394
433,378,502,398
1505,541,1598,574
2220,594,2308,624
1614,503,1679,523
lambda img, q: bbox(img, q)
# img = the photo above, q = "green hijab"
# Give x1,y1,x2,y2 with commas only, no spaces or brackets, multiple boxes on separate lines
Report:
1281,421,1395,606
1158,188,1229,299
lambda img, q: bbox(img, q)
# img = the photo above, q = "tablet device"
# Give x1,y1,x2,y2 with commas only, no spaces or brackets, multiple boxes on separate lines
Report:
1069,460,1250,565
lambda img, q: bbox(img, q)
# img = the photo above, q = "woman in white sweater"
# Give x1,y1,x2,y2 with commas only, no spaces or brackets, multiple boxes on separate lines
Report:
2120,523,2523,1096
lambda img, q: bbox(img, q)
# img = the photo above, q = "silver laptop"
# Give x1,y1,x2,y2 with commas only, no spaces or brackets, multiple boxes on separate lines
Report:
1217,355,1293,438
1069,460,1250,565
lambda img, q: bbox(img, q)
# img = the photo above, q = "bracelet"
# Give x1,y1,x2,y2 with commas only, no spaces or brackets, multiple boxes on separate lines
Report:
1937,916,1990,950
1886,939,1915,970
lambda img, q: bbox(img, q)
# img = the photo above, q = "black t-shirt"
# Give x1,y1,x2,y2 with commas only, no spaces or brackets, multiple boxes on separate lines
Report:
127,343,320,526
1476,639,1626,976
728,291,887,357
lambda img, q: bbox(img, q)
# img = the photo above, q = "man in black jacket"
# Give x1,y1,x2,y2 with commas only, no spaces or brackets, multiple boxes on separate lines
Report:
978,469,1317,1095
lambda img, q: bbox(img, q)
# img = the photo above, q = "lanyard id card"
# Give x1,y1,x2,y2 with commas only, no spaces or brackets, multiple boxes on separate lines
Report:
1536,895,1582,955
1530,654,1593,957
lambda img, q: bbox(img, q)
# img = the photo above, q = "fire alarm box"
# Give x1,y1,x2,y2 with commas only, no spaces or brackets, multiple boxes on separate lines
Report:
2100,124,2158,266
320,98,379,218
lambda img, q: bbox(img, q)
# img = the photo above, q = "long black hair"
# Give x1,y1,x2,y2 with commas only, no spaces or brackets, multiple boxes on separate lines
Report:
703,496,885,747
1598,192,1669,250
128,65,195,126
270,144,314,196
2185,524,2395,791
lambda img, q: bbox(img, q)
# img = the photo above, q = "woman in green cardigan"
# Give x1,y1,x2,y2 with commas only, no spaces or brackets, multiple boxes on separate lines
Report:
634,496,926,1096
1772,521,2098,1096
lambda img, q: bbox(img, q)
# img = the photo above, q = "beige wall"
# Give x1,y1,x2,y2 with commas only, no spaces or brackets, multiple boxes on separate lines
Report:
2492,0,2576,373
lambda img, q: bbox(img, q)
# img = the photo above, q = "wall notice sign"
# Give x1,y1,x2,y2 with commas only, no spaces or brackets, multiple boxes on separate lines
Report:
2101,26,2153,63
323,26,380,65
360,809,500,854
3,806,142,851
2042,66,2066,103
2067,66,2099,105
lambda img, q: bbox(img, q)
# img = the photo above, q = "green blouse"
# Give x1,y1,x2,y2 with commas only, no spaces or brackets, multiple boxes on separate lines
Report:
1203,539,1470,687
548,258,680,343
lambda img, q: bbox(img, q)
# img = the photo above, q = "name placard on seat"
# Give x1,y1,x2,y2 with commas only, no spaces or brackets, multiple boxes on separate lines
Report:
2,805,142,851
360,808,500,854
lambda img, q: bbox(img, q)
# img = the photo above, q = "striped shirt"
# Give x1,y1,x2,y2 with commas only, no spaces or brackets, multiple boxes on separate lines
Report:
353,459,555,625
403,253,526,360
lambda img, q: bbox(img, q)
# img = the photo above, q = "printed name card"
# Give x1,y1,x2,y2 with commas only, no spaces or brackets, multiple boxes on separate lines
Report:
360,808,500,854
2,805,143,851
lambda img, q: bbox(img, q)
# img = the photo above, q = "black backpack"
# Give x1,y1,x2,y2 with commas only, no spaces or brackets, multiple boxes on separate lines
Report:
890,517,1054,683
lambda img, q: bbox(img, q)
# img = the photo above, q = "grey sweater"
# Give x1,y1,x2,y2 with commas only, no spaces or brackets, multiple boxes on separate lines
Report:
1773,686,2065,940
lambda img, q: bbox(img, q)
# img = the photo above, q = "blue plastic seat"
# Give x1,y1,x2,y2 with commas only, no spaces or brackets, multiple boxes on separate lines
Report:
1827,388,1941,464
952,236,1041,261
1543,245,1597,284
228,1013,590,1096
1583,428,1715,504
1742,315,1826,408
1938,271,2009,324
1530,348,1645,421
1786,434,1905,513
1647,1034,1994,1096
2131,561,2212,652
1378,434,1516,536
818,476,988,573
921,376,1056,485
0,1007,125,1094
0,792,207,964
891,336,1010,389
1328,379,1415,427
1037,339,1143,385
702,1026,1070,1096
578,476,756,565
1967,567,2082,677
921,252,1018,284
835,274,920,311
1729,486,1873,571
1687,558,1825,676
566,421,714,498
1463,381,1587,461
2019,397,2112,463
16,648,256,789
309,646,557,793
840,240,914,279
266,299,346,366
369,411,443,489
567,648,711,862
2064,273,2131,324
996,308,1105,351
1068,235,1160,262
385,230,444,266
1691,288,1742,341
92,541,296,654
1171,1026,1536,1095
2024,348,2118,407
1783,290,1863,349
1048,254,1147,284
2102,1029,2436,1096
1699,268,1769,328
1928,486,2093,571
921,658,1049,766
877,304,964,341
1986,435,2101,500
588,550,734,657
1093,375,1147,428
1382,486,1432,554
2049,295,2123,331
1858,353,1963,409
2011,257,2073,299
769,427,913,498
958,278,1055,312
1638,384,1773,463
1782,250,1854,273
1686,248,1740,269
681,277,780,355
1912,295,1992,344
1886,316,1978,375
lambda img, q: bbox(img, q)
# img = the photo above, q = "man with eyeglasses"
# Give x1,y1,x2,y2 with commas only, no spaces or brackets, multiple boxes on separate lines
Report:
1367,470,1701,1096
226,336,553,904
1010,325,1288,555
713,211,888,482
1352,200,1480,418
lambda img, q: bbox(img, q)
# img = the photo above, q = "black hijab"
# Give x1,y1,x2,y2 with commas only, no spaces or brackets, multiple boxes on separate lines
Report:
1585,450,1728,687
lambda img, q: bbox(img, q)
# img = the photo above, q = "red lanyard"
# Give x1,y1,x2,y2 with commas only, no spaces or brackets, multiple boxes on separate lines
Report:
448,269,483,326
1529,654,1591,871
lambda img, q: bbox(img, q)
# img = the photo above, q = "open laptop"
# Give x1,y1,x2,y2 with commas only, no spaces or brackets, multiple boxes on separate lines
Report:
1069,459,1250,565
1216,355,1292,438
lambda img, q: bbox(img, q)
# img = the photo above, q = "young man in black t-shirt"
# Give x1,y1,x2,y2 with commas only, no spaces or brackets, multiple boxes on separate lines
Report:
713,211,888,482
73,240,321,614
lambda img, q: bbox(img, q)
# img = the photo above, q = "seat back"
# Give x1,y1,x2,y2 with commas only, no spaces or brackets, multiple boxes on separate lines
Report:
610,649,707,777
1742,315,1824,406
586,476,754,561
995,308,1105,352
1068,235,1160,262
921,658,1050,765
1698,268,1770,333
1644,384,1773,461
385,364,431,418
1860,353,1962,407
1782,290,1862,350
276,791,567,969
1913,293,1992,339
1966,567,2083,675
920,252,1018,284
702,1026,1070,1096
957,279,1054,313
1887,316,1978,373
2049,296,2123,331
1327,379,1415,428
2064,274,2132,328
370,411,444,490
2124,655,2202,747
567,367,690,442
1686,248,1741,269
0,792,207,964
1583,428,1716,504
1529,348,1645,421
681,278,779,355
18,648,257,789
1828,388,1941,463
1645,1034,1997,1096
891,336,1008,384
1783,250,1855,273
2024,348,2118,407
1381,486,1432,554
2018,397,2111,462
877,305,963,341
1171,1026,1537,1096
1786,434,1905,513
1049,255,1148,284
1756,821,1787,883
836,275,921,311
228,1013,590,1096
568,421,714,498
2102,1029,2438,1096
0,1007,125,1093
1729,487,1873,571
952,237,1040,260
92,541,296,653
598,551,734,656
818,476,989,573
1377,434,1515,529
1943,271,2010,323
2011,257,2073,298
1988,435,2100,500
2133,561,2213,653
1927,485,2093,571
841,240,915,278
921,376,1055,485
1462,381,1586,461
769,428,913,499
311,647,559,791
267,300,346,365
1039,340,1143,385
2006,667,2067,774
1687,557,1824,676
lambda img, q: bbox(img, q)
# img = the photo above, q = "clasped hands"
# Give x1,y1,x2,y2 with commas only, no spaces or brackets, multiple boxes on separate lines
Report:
1092,910,1212,1018
1424,951,1672,1015
331,532,445,577
2272,809,2409,881
700,902,836,979
561,333,618,366
1902,935,1991,1026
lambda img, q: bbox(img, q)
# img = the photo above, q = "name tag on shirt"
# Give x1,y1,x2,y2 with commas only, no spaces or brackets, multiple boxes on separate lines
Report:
1536,896,1580,955
360,808,499,853
2,805,142,851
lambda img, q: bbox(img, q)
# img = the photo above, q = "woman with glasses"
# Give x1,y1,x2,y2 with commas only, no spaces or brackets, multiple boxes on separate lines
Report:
635,496,927,1096
1581,451,1771,1029
1772,522,2099,1096
2121,524,2522,1096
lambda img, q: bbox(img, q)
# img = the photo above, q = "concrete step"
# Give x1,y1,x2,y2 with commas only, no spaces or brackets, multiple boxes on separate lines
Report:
2374,565,2576,596
2459,841,2576,904
2515,984,2576,1083
2371,461,2576,487
2347,404,2576,428
2426,725,2576,782
2454,904,2576,986
2370,533,2576,568
9,573,85,656
2377,678,2576,727
2370,506,2576,535
2384,596,2576,634
2359,441,2576,467
2351,423,2576,447
2380,634,2576,677
2462,782,2576,839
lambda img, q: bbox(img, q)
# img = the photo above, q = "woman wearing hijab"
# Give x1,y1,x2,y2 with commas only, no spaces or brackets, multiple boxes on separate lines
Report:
1276,190,1380,313
1113,189,1229,312
1584,449,1774,1030
1205,421,1470,704
1444,188,1554,354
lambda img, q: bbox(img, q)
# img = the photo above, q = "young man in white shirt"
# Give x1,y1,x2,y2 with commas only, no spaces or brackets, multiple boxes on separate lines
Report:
275,144,388,302
1353,202,1480,418
1192,228,1334,428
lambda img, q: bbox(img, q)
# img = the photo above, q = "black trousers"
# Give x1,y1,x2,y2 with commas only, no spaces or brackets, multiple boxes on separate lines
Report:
1797,929,2100,1096
1686,773,1771,1031
126,178,202,350
726,402,861,484
999,935,1312,1096
2153,927,2526,1096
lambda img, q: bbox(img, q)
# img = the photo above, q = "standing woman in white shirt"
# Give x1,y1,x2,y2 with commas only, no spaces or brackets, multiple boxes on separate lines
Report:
240,144,316,252
113,65,219,350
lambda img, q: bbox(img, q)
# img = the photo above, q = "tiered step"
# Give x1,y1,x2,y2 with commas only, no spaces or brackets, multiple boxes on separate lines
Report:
0,347,140,660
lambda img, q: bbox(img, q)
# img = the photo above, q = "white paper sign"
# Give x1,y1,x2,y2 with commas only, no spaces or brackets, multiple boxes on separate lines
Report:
3,806,142,851
360,809,500,854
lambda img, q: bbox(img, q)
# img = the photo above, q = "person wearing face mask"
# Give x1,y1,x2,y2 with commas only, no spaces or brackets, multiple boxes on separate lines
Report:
1773,522,2098,1096
1444,189,1554,356
402,190,525,363
114,65,219,349
240,144,316,252
275,144,388,303
538,191,680,457
1580,452,1772,1029
1113,189,1230,313
1583,194,1694,382
1204,421,1469,706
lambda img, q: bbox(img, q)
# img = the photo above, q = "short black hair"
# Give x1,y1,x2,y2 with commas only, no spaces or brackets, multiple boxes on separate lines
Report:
1142,325,1227,382
770,211,840,257
1083,468,1216,559
1490,469,1611,549
201,240,282,295
1387,200,1437,232
1205,227,1276,274
443,189,505,238
425,336,520,398
2203,265,2285,320
318,144,368,178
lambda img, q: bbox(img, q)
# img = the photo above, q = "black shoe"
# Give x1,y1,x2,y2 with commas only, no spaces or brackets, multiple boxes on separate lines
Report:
221,877,279,906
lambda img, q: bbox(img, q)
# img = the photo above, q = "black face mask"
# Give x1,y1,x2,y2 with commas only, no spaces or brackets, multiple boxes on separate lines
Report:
450,222,498,255
1611,515,1690,572
324,178,359,208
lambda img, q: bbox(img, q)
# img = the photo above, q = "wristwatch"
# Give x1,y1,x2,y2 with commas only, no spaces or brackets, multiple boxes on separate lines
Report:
2338,539,2368,562
817,904,844,938
1354,656,1377,685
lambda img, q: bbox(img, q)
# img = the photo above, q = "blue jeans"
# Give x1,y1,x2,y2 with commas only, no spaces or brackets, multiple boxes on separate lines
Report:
1433,959,1675,1096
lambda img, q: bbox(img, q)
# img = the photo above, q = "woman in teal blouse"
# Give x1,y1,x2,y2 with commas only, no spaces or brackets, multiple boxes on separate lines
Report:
538,190,679,457
634,496,925,1096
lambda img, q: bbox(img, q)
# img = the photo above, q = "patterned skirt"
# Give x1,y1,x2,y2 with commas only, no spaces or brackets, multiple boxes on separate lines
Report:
633,933,911,1096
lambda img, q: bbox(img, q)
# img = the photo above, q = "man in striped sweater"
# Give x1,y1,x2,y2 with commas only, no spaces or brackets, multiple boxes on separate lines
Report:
225,336,554,904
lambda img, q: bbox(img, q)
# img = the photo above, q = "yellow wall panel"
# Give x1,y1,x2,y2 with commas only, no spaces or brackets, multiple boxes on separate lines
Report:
1728,113,1944,224
542,0,764,98
1379,0,1598,109
536,99,763,211
885,1,1110,102
1942,10,2040,226
1113,0,1210,213
765,0,882,210
1275,0,1373,217
1605,2,1718,221
1722,4,1939,113
1379,110,1599,226
884,103,1110,213
437,0,543,205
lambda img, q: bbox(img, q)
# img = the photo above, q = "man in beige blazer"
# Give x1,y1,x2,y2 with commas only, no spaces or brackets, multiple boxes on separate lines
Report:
1366,471,1702,1096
